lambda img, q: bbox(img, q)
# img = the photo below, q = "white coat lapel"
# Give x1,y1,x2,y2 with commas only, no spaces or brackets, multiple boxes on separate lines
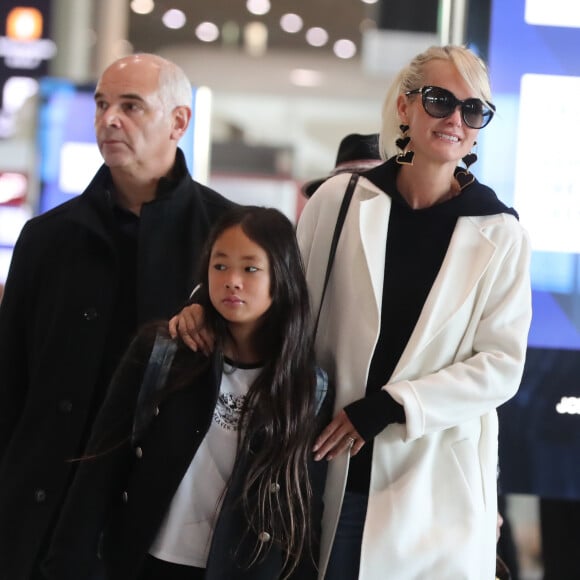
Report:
358,191,391,310
393,216,496,376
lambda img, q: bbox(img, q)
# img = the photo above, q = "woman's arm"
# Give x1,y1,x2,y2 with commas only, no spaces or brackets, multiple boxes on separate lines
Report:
388,226,532,441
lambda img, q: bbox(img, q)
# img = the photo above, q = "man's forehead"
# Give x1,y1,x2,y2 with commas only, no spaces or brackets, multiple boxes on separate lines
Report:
103,55,162,77
95,59,161,99
93,86,149,101
95,75,159,102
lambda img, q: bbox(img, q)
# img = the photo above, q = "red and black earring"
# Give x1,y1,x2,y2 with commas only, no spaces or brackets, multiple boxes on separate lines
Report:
395,124,414,165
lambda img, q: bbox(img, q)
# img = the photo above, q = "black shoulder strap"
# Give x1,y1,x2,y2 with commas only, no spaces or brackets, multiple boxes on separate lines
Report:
131,332,178,446
313,173,359,336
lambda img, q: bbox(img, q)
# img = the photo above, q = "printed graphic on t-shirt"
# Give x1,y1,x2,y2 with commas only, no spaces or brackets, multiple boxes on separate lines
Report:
213,392,245,431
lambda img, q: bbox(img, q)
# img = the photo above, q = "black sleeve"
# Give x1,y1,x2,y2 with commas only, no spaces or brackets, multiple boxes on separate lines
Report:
0,223,36,460
344,390,405,442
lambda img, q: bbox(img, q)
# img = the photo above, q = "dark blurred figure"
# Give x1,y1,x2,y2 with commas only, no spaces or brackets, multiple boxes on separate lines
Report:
301,133,382,198
497,495,519,580
540,497,580,580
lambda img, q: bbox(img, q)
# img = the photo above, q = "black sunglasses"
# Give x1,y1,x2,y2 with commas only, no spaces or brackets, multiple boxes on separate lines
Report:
405,85,496,129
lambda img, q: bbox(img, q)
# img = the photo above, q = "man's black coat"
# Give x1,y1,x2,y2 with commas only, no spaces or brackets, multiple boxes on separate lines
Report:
0,149,233,579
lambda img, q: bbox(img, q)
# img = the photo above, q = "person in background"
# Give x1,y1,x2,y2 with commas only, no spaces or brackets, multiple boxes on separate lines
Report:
540,498,580,579
297,44,532,578
42,206,331,580
301,133,382,199
0,53,233,580
497,494,519,580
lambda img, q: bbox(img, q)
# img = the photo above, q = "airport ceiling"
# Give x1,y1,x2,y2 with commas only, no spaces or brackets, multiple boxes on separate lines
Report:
123,1,408,100
128,0,379,59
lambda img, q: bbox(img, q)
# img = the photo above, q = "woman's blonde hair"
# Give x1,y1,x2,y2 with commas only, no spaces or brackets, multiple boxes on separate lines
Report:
379,45,493,160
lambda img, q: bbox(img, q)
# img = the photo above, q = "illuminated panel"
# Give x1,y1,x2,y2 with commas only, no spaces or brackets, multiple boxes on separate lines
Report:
525,0,580,28
6,7,43,40
513,73,580,254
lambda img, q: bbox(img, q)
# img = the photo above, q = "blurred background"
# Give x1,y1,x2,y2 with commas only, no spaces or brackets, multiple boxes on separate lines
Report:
1,2,580,578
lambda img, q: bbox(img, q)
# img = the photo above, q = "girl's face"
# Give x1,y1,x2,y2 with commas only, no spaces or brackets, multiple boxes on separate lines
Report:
398,59,480,167
208,225,272,335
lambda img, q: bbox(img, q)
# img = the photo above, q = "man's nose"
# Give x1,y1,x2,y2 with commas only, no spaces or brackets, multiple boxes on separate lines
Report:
101,107,121,127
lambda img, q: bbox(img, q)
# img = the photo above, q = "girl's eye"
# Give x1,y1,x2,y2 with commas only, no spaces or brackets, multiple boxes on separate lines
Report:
213,264,226,271
246,266,258,273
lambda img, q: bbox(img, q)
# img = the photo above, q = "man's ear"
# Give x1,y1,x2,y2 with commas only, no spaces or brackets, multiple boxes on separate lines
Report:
170,106,192,140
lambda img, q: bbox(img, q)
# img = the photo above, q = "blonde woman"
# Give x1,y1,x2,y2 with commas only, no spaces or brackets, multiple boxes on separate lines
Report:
298,45,531,579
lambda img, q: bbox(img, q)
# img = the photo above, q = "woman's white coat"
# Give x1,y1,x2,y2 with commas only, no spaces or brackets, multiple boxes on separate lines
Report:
297,172,532,580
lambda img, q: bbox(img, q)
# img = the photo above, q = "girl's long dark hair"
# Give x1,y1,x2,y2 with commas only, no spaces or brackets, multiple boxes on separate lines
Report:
188,206,319,576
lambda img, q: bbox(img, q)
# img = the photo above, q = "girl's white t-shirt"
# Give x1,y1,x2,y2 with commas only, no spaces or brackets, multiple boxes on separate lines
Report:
148,360,259,567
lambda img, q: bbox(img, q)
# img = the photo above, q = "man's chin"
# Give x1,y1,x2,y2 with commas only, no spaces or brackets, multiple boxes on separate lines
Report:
101,153,131,169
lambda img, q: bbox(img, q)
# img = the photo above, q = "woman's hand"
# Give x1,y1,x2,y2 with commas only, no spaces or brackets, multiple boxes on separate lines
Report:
313,410,365,461
168,304,213,355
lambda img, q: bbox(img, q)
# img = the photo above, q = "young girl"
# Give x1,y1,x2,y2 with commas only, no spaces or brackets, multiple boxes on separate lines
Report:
42,206,331,580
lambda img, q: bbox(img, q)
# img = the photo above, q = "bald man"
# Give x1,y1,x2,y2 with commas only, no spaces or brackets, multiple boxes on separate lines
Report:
0,54,233,579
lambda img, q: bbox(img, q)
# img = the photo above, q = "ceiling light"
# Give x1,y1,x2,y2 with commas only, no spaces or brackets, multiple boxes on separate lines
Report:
196,21,219,42
333,39,357,59
162,9,186,30
247,0,271,16
130,0,154,15
361,0,379,4
289,68,323,87
280,13,303,33
305,27,328,47
244,21,268,56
